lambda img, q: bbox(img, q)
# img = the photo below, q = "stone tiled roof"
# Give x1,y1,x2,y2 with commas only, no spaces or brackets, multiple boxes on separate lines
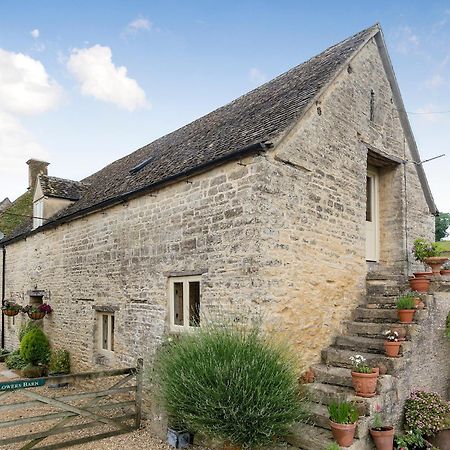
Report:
38,175,85,201
0,198,11,213
2,25,379,243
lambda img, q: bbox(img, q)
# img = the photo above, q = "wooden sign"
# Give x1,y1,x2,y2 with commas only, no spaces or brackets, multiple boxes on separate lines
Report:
0,378,45,391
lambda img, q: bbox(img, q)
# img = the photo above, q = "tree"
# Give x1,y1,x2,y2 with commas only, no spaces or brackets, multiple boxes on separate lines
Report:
435,213,450,241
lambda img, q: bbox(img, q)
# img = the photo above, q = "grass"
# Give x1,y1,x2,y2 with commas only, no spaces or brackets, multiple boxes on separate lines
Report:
436,241,450,254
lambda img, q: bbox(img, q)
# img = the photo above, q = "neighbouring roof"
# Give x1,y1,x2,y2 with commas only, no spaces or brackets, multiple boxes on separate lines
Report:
0,191,33,237
0,198,11,213
0,23,437,244
38,175,86,201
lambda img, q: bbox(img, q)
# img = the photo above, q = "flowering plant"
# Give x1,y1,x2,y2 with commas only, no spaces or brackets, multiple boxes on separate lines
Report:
371,404,386,430
412,238,440,262
349,354,372,373
405,390,450,437
383,330,399,342
22,303,53,314
2,301,22,312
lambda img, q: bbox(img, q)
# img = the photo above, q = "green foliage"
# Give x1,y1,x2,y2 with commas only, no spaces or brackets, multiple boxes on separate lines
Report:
0,191,33,237
394,430,426,449
405,390,450,437
18,321,40,342
153,324,307,448
435,213,450,241
396,295,416,310
328,401,359,425
49,349,71,374
326,443,341,450
20,327,50,366
412,238,440,262
5,351,27,370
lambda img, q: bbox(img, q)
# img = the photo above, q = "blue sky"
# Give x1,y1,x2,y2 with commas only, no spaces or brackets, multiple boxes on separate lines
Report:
0,0,449,215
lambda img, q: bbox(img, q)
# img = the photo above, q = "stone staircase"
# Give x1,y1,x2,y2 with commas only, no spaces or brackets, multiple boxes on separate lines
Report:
288,273,424,449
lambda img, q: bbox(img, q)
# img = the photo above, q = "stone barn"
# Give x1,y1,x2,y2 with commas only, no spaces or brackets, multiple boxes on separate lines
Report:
1,24,445,448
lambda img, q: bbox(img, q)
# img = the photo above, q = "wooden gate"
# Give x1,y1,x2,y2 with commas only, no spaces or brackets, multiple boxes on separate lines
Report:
0,358,143,449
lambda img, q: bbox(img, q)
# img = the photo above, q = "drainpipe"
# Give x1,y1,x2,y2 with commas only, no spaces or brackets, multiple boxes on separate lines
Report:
1,245,5,349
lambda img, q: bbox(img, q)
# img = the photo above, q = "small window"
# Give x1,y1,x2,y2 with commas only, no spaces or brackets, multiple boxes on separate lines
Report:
98,312,115,352
169,276,201,331
33,199,44,229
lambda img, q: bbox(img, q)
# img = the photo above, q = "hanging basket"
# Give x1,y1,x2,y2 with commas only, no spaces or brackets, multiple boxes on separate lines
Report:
2,309,19,317
28,311,46,320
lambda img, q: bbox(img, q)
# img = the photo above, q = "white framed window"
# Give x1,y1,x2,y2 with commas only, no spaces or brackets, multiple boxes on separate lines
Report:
98,312,115,352
168,276,201,331
33,199,44,229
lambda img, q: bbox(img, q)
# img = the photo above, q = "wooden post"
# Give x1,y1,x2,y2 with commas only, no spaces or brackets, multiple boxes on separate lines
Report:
135,358,143,429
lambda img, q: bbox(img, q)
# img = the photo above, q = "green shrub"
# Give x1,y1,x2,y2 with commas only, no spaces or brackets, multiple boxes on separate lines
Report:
5,351,27,370
153,325,307,448
18,321,40,342
412,238,440,262
404,390,450,437
394,430,426,449
328,401,359,425
20,327,50,366
49,349,71,374
396,295,416,310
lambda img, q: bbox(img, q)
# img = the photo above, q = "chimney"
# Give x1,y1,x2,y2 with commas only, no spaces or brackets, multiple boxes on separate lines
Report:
26,159,49,191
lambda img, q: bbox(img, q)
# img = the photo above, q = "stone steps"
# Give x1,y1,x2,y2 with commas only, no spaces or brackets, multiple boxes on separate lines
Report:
346,320,418,338
353,307,400,322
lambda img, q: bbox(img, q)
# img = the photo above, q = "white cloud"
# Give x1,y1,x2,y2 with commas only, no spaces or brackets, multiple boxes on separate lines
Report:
0,49,63,115
123,16,152,36
67,45,149,111
248,68,267,86
425,74,445,88
30,29,40,39
395,26,420,54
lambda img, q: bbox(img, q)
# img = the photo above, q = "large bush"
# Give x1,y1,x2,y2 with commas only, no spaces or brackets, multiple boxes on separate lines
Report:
20,327,51,366
405,390,450,437
18,320,40,342
153,325,307,448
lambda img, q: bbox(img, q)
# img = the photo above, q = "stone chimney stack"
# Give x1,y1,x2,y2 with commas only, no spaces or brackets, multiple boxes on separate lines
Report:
26,159,49,191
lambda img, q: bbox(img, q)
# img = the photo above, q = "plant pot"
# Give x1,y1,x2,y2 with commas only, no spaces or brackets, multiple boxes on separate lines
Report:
441,269,450,276
2,309,19,317
413,271,432,279
424,256,448,274
398,309,416,324
351,369,378,397
370,426,394,450
329,420,357,447
167,428,193,449
28,311,46,320
427,428,450,450
48,373,70,389
408,277,430,292
384,341,401,357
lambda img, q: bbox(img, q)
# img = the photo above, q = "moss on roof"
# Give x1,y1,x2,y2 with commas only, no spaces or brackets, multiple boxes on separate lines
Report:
0,191,33,237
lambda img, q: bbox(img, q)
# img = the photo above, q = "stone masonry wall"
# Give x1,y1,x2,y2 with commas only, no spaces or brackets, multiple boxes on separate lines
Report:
253,37,434,367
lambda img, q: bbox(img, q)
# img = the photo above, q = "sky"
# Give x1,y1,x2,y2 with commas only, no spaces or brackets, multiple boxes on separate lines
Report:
0,0,449,214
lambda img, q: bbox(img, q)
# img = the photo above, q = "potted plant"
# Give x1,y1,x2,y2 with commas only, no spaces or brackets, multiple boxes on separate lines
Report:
390,324,407,342
396,295,416,324
48,349,71,388
383,330,401,358
22,303,53,320
328,400,359,447
1,300,22,317
441,261,450,276
349,354,378,398
369,404,394,450
411,238,434,278
408,275,430,293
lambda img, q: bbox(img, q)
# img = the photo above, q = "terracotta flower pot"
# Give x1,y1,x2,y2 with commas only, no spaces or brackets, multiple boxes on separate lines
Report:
413,271,432,279
424,256,448,274
441,269,450,276
351,369,378,397
384,341,401,357
391,324,407,341
408,277,430,292
427,428,450,450
370,426,394,450
2,309,19,317
413,297,425,309
329,420,357,447
28,311,46,320
397,309,415,324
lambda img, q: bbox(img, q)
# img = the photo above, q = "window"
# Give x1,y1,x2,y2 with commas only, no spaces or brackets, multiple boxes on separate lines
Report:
98,313,115,352
33,199,44,229
168,276,201,331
